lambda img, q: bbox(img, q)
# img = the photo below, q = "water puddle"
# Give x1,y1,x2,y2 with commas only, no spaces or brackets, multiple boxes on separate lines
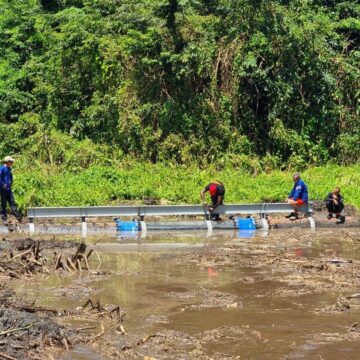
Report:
13,229,360,359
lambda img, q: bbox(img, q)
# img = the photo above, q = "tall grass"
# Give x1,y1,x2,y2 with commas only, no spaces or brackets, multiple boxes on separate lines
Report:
11,162,360,210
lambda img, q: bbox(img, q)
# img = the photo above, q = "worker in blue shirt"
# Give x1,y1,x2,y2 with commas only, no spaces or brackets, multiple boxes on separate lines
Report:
285,173,308,220
0,156,22,225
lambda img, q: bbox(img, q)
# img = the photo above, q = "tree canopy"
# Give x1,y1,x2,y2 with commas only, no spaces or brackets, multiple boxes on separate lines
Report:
0,0,359,169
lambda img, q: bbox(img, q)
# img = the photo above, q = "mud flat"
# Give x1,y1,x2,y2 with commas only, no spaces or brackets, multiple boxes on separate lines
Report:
96,229,360,360
1,229,360,359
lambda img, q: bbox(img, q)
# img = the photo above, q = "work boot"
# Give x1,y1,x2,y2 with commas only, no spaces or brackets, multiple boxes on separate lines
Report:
336,215,345,224
327,213,333,220
285,212,295,219
211,215,222,221
289,213,299,221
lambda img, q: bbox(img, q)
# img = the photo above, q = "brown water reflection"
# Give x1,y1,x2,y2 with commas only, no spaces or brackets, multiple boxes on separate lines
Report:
16,229,360,359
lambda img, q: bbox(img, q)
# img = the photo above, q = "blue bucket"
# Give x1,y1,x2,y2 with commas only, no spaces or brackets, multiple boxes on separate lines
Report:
236,217,256,230
115,219,140,232
117,231,140,239
238,230,256,238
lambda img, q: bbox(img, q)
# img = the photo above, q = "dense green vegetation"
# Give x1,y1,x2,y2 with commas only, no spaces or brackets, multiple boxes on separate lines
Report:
0,1,359,208
1,0,359,165
11,162,360,210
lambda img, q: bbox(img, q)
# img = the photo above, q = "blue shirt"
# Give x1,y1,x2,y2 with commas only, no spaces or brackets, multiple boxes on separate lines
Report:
0,165,13,190
289,179,308,202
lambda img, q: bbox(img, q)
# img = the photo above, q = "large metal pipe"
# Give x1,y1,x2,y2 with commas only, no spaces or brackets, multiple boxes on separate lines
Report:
27,203,313,218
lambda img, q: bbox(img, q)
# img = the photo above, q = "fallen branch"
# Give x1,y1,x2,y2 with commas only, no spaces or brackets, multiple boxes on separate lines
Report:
0,250,10,261
72,243,86,263
327,259,353,264
17,306,58,314
94,251,101,271
346,293,360,300
121,334,159,351
76,325,97,333
55,254,62,270
83,298,95,310
0,324,33,336
77,259,82,272
275,257,307,264
33,241,41,260
66,257,77,271
60,330,70,351
0,352,17,360
8,271,20,279
27,258,43,266
62,261,72,273
116,324,127,335
9,249,31,261
87,323,104,344
80,254,90,271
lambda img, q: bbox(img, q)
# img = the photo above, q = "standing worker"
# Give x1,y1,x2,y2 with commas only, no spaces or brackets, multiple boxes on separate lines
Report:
325,187,345,224
0,156,22,225
285,173,308,220
200,180,225,221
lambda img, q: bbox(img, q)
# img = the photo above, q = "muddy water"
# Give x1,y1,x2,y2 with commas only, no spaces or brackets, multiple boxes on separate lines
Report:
16,229,360,359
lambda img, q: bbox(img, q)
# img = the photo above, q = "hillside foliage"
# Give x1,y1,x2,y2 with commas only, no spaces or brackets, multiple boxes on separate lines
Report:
1,0,359,170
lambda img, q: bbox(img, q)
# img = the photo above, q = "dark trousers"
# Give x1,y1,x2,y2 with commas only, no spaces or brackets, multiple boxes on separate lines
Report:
1,189,21,220
326,200,344,214
211,199,224,221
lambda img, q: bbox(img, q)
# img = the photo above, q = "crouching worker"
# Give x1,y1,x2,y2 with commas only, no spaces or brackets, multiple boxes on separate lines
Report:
325,187,345,224
286,173,308,220
0,156,22,225
200,181,225,221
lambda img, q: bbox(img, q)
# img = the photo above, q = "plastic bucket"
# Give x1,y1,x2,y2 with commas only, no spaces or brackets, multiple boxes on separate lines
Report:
117,231,139,239
237,217,256,230
238,230,256,238
115,219,140,232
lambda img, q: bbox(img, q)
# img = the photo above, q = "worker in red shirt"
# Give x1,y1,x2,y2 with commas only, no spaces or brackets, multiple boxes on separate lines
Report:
200,181,225,221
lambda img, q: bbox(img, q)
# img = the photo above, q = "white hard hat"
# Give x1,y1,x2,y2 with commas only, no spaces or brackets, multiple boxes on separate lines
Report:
3,156,15,163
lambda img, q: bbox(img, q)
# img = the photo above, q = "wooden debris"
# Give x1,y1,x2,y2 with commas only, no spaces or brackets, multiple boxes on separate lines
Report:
54,253,62,270
327,259,353,264
0,324,33,336
0,240,97,277
16,305,58,314
75,325,97,333
0,352,17,360
60,330,70,351
346,293,360,300
66,257,77,271
87,323,105,344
